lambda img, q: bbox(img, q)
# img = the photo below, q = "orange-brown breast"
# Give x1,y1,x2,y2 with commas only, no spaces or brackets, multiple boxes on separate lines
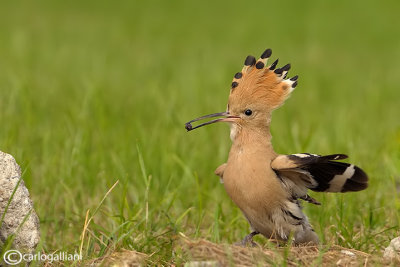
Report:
222,138,288,223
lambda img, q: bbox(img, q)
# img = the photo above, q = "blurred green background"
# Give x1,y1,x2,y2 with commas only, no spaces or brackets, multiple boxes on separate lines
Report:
1,0,399,263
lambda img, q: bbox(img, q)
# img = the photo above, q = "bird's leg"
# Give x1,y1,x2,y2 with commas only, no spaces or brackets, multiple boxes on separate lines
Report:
236,231,259,247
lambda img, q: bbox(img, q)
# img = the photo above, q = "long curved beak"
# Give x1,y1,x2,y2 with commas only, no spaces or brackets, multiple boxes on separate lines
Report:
185,112,239,131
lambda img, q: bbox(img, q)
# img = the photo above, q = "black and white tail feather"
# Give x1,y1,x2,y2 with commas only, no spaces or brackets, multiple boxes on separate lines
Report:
271,153,368,204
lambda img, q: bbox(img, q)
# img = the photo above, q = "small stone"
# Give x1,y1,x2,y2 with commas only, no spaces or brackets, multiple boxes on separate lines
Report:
0,151,40,252
184,261,221,267
383,236,400,262
340,250,356,257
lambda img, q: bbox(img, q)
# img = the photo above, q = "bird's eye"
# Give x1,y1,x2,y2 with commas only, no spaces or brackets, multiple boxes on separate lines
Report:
244,109,253,116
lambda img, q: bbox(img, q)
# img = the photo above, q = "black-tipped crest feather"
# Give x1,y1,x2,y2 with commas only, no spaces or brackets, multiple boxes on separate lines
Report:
261,48,272,59
244,55,256,66
269,59,279,70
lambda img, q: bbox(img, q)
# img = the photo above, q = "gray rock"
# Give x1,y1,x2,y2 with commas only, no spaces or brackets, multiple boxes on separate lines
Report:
0,151,40,252
383,236,400,262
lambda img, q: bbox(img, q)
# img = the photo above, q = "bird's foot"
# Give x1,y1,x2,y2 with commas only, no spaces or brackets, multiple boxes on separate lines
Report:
235,231,259,247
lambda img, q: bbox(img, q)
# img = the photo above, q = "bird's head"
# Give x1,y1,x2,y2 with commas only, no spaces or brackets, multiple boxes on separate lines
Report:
185,49,298,140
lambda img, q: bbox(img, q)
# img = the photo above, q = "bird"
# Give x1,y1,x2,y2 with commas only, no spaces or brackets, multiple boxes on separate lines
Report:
184,48,368,246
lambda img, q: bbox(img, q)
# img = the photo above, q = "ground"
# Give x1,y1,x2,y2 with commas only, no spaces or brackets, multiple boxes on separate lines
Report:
0,0,400,266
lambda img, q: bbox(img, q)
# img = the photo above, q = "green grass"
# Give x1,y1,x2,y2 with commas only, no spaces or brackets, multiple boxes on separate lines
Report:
0,0,399,265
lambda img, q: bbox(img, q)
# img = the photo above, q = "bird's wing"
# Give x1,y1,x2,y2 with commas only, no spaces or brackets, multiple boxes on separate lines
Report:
271,153,368,203
215,163,227,184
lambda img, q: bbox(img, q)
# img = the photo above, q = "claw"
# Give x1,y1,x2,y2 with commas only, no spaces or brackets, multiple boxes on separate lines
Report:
235,231,259,247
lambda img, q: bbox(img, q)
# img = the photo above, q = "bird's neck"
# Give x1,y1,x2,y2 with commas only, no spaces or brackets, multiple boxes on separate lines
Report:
229,124,275,156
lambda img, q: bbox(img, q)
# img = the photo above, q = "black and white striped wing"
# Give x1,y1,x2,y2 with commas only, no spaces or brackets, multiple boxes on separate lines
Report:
271,153,368,195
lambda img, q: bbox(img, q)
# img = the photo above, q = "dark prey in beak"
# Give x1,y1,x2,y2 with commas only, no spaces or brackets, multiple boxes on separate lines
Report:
185,112,236,131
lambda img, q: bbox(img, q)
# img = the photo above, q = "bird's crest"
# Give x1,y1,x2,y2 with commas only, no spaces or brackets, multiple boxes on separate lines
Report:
228,49,298,112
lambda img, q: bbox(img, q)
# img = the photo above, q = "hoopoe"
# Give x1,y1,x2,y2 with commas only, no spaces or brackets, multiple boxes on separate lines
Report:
185,48,368,246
